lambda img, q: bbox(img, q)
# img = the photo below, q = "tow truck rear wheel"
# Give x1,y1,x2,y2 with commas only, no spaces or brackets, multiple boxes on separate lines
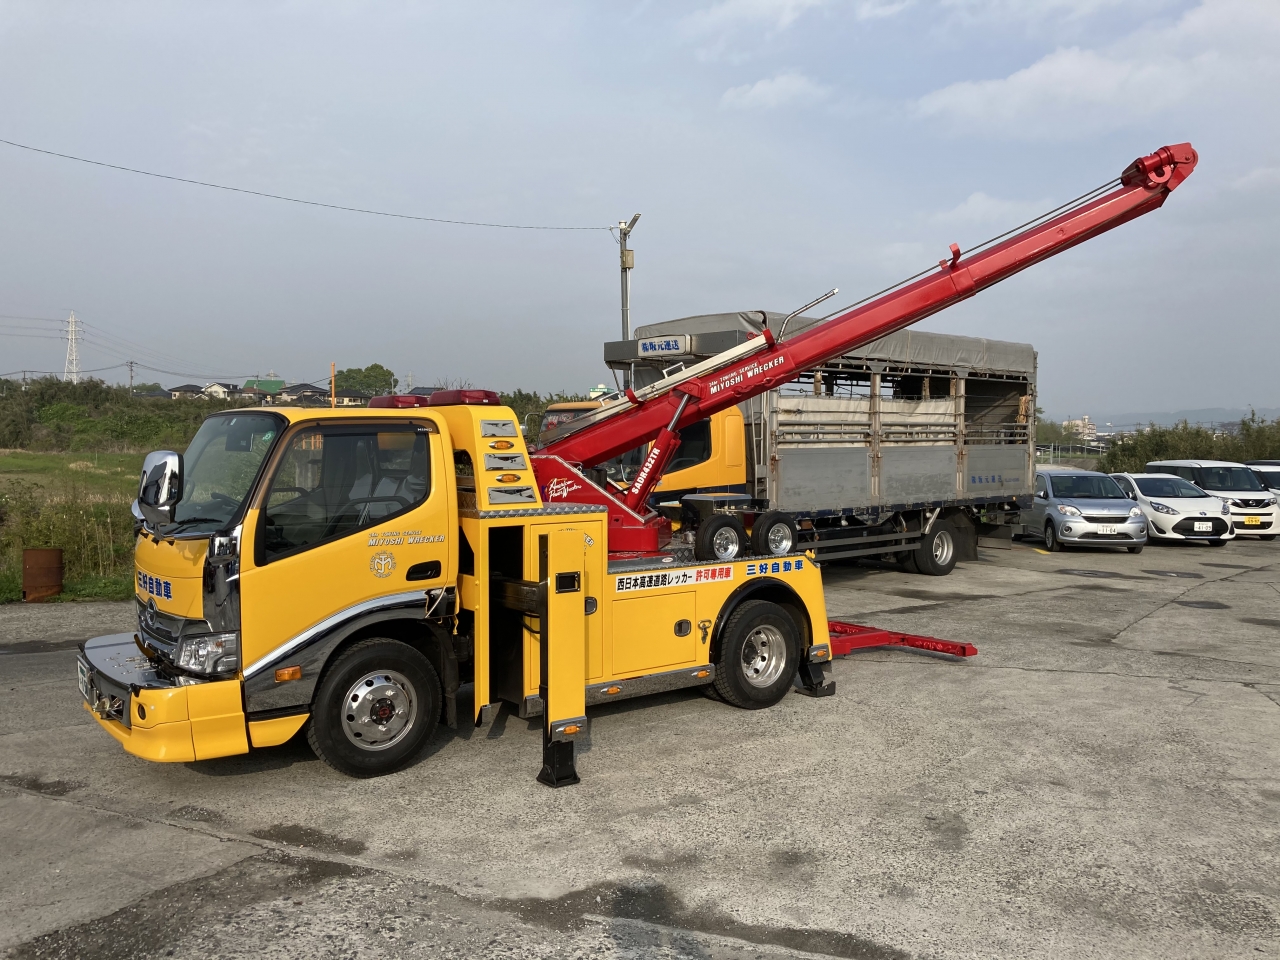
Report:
307,638,440,778
914,524,958,576
712,600,799,709
695,514,747,562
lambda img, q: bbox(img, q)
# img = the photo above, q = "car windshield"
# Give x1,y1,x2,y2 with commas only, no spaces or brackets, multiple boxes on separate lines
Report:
1135,477,1208,499
1200,466,1263,491
1253,468,1280,489
1051,475,1128,499
170,414,281,533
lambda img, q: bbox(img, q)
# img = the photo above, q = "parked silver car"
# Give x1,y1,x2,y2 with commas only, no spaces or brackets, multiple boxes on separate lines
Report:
1029,470,1147,553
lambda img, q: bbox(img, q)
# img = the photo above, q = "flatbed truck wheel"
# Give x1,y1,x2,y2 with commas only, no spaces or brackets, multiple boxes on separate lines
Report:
712,600,799,709
914,524,958,576
751,511,799,557
307,638,440,778
897,549,919,573
695,514,747,562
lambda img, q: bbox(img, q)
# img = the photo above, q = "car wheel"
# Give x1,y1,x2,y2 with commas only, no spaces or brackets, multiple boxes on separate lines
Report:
307,638,440,778
914,524,958,576
1127,544,1144,554
712,600,800,709
1044,522,1061,552
751,511,799,557
695,514,748,562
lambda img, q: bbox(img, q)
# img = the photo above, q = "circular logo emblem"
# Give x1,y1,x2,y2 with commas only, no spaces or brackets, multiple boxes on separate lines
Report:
369,551,397,578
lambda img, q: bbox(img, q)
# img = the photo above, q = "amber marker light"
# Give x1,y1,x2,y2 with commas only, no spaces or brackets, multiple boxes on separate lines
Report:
603,685,622,695
693,669,710,679
561,724,582,736
275,666,302,682
489,440,515,450
495,473,522,483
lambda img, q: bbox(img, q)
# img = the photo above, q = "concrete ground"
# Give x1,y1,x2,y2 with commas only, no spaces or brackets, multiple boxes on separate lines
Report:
1,538,1277,959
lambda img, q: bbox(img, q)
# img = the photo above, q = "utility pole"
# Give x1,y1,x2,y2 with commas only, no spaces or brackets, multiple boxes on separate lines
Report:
618,214,640,388
63,311,82,384
126,360,136,396
330,362,336,409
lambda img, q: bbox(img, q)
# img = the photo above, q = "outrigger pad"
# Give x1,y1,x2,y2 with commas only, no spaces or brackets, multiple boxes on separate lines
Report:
537,740,581,788
797,660,836,697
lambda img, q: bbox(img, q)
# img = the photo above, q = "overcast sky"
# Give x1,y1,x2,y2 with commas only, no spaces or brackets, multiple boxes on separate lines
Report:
1,0,1276,418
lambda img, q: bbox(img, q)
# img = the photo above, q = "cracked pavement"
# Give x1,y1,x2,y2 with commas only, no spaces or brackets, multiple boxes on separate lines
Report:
1,538,1278,959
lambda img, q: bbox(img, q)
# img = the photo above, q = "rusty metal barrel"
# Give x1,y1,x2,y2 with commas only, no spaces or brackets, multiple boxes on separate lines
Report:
22,548,63,602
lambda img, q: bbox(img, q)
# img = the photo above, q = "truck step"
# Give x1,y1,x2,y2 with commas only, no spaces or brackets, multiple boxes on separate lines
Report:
827,621,977,659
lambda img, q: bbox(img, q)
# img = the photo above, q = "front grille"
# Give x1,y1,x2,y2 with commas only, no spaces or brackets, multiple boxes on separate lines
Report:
1082,515,1131,524
1235,499,1271,509
1172,517,1230,536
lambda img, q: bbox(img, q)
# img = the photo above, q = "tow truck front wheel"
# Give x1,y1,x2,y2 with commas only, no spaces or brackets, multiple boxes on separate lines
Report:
713,600,799,709
308,638,440,778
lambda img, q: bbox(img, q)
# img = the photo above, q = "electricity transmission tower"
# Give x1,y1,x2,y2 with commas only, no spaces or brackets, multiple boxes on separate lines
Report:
63,311,81,384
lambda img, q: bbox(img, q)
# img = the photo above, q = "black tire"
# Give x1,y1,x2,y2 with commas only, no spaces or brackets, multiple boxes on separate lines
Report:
751,511,799,558
1127,544,1144,554
1261,535,1277,542
712,600,800,709
695,514,747,562
307,638,440,778
914,524,958,576
1044,521,1061,552
1208,539,1228,547
897,549,919,573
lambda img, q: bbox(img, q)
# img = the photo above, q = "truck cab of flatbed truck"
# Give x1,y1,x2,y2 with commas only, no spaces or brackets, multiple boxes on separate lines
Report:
78,393,833,782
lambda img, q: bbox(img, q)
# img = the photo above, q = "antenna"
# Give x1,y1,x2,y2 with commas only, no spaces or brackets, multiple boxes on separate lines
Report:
63,312,81,383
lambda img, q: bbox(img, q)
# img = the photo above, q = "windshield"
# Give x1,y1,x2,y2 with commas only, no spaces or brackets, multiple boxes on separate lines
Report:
1251,468,1280,490
1135,477,1208,499
539,407,595,435
1200,466,1263,491
171,414,281,533
1051,475,1129,499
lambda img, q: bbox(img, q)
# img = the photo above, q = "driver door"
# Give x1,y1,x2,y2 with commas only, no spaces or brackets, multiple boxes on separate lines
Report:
238,418,451,671
1030,474,1049,528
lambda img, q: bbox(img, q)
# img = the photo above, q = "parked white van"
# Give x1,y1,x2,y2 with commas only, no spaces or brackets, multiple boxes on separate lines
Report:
1144,460,1279,541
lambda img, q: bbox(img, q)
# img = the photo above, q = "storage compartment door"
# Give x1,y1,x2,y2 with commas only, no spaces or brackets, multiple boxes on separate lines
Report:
611,592,698,677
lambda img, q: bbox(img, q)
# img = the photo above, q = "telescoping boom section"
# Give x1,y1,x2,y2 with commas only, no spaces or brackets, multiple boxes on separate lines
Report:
533,143,1198,553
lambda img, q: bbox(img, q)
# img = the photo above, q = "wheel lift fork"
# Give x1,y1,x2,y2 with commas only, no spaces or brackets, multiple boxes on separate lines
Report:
826,621,978,659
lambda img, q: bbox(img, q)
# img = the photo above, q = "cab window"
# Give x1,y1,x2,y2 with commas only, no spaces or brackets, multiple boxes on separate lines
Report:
1034,475,1047,498
667,419,712,472
260,424,430,563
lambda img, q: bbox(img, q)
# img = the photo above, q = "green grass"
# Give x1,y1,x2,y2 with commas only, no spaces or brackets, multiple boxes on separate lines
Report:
0,451,142,604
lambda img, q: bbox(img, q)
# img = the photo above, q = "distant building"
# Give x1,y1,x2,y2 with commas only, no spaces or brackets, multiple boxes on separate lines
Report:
168,383,205,400
204,382,242,400
244,377,286,395
335,389,370,407
1062,415,1098,441
278,383,328,404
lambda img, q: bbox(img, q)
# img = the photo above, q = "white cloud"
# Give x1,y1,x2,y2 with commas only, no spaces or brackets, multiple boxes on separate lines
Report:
933,191,1052,225
914,0,1280,137
682,0,829,35
721,71,828,108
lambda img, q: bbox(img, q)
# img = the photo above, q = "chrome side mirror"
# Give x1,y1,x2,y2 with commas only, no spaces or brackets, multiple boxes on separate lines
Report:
136,450,183,527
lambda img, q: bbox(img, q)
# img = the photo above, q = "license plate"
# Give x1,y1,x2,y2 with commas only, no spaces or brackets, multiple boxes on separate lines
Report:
1096,524,1116,535
1194,521,1213,532
1245,516,1261,526
76,657,92,703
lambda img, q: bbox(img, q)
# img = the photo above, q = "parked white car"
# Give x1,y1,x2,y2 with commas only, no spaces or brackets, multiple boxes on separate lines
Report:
1145,459,1279,541
1110,472,1234,546
1247,461,1280,498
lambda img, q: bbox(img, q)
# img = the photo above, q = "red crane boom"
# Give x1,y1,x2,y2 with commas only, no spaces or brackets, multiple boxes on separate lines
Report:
532,143,1198,554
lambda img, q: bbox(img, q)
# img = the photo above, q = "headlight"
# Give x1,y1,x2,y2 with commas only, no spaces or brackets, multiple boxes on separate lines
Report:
1221,500,1231,515
1229,499,1243,509
1149,502,1177,515
1056,505,1081,516
176,632,239,674
1268,497,1278,507
1129,506,1142,517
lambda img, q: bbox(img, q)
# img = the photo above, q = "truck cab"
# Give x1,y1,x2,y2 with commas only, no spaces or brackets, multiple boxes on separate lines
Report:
80,395,832,782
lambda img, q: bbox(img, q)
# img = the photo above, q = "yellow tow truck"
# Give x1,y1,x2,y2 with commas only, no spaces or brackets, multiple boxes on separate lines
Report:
77,143,1198,783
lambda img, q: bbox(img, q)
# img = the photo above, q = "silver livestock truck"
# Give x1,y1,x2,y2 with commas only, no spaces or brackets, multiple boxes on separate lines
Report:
603,312,1036,575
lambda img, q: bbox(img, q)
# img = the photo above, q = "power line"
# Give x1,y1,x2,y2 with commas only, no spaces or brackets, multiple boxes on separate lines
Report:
0,136,613,232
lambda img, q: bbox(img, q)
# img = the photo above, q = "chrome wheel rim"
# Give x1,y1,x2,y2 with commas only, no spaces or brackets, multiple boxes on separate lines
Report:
765,522,793,555
932,529,954,566
1045,525,1055,548
741,624,787,688
340,670,418,751
712,526,741,560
